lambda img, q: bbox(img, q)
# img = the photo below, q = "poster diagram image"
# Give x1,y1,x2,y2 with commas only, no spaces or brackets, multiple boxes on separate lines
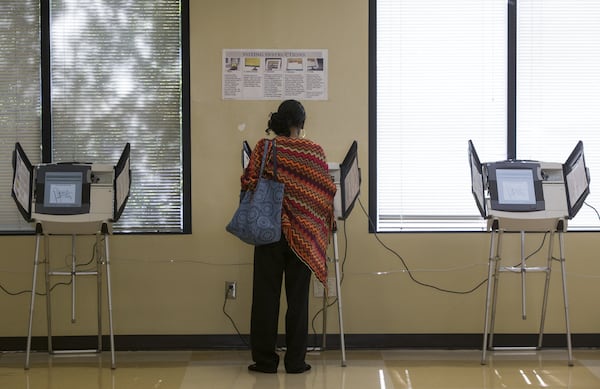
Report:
286,57,303,71
265,58,282,72
225,57,240,71
307,57,324,71
244,57,261,71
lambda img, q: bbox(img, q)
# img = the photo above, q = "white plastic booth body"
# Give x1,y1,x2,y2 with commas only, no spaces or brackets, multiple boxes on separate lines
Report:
11,143,131,369
469,141,590,366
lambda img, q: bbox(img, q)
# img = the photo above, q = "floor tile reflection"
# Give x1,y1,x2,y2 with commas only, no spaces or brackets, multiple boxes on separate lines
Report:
1,348,600,388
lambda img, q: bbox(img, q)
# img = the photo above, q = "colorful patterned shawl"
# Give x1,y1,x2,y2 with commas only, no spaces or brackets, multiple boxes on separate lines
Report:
241,137,337,286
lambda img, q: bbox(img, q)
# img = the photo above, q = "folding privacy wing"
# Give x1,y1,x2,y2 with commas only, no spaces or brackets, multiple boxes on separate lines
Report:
12,143,34,222
113,143,131,222
468,140,486,218
563,140,590,219
339,141,361,220
242,140,252,169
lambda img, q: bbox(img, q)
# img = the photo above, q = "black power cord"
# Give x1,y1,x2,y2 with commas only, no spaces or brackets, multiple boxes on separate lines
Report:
222,194,558,350
1,239,104,297
585,201,600,219
222,289,249,348
357,197,489,294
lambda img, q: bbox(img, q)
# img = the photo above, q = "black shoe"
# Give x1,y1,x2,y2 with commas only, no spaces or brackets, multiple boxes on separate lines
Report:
248,363,277,374
286,363,311,374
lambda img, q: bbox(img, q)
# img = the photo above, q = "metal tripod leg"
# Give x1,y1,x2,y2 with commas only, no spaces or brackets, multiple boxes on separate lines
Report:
46,235,101,356
44,235,53,354
488,230,503,351
481,225,573,366
558,231,574,366
104,230,116,369
321,291,327,350
520,232,527,320
26,227,117,369
25,233,42,370
482,229,501,364
537,232,554,349
97,234,103,353
71,235,77,324
332,228,346,367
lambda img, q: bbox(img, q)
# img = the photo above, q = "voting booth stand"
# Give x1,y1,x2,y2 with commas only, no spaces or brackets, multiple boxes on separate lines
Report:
12,143,131,370
322,141,360,367
469,141,590,366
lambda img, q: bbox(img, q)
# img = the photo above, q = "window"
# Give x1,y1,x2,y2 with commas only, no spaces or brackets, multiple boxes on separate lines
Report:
0,0,190,233
0,0,42,232
371,0,600,232
516,0,600,230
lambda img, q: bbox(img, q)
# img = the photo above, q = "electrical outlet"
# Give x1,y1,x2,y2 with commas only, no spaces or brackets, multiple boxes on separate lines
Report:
225,281,237,299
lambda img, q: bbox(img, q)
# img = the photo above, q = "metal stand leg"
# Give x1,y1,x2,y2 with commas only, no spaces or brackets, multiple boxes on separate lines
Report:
44,235,53,354
488,230,503,350
520,232,527,320
481,223,573,366
558,231,574,366
537,232,554,349
25,233,42,370
25,226,117,369
104,231,116,369
71,235,77,324
321,291,327,350
46,235,99,356
482,230,499,364
97,234,103,352
332,228,346,367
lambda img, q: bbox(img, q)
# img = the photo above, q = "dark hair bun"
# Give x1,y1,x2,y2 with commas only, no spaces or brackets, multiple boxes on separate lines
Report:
266,100,306,136
268,112,287,133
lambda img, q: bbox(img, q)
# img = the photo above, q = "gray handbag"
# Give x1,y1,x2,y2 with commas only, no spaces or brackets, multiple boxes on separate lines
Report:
226,140,284,245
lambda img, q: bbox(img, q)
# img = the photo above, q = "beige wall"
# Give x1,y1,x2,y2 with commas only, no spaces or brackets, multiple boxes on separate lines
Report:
2,0,599,340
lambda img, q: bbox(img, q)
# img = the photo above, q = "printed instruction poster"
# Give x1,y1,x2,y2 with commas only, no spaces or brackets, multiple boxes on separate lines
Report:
222,49,328,100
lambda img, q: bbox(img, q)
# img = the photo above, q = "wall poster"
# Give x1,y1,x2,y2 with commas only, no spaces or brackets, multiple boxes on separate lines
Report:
222,49,328,101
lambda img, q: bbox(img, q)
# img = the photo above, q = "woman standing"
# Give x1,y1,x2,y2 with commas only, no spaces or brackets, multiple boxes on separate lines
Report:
241,100,336,374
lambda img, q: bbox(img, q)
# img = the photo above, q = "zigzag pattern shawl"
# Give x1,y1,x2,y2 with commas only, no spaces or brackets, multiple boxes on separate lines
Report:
241,137,337,286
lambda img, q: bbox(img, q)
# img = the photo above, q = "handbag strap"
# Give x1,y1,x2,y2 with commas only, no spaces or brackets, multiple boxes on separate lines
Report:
272,140,278,178
259,139,278,178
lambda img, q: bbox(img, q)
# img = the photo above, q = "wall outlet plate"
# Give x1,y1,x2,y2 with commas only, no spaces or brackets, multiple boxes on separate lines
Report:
225,281,237,299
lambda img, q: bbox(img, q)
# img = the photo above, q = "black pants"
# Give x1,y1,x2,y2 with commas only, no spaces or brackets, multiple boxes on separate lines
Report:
250,236,311,371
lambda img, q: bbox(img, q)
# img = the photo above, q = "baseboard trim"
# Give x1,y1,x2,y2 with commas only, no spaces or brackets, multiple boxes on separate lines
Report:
2,333,600,352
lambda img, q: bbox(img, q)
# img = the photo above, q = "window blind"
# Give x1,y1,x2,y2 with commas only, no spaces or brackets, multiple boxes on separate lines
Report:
375,0,507,231
50,0,184,232
0,0,41,232
517,0,600,230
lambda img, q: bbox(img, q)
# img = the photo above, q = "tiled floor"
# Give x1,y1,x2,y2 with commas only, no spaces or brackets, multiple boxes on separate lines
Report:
1,348,600,388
